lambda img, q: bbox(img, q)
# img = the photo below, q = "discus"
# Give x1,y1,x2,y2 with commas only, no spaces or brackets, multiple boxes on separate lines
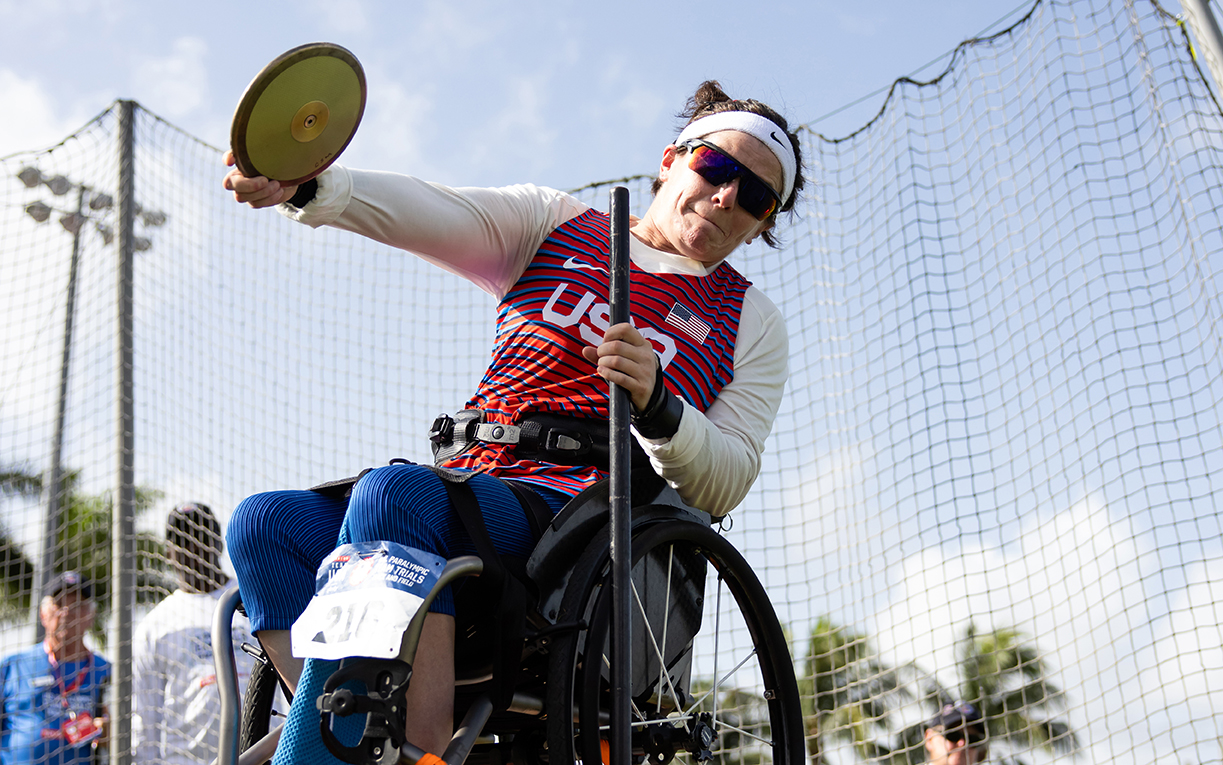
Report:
230,42,367,185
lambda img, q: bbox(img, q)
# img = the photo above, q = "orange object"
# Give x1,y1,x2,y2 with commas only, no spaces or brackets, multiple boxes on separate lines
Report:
601,739,611,764
415,754,445,765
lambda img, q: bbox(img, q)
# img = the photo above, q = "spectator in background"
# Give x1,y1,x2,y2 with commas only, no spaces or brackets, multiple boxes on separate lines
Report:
924,701,989,764
0,571,109,765
133,503,255,765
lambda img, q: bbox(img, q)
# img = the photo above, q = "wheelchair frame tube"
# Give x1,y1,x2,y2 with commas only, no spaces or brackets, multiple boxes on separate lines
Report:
607,186,632,765
212,586,244,765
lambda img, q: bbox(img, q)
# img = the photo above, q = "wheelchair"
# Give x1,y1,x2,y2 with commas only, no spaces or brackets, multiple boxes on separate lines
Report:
213,477,804,765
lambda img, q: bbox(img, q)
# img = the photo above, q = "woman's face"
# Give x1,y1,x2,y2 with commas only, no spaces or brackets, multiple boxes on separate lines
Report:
640,129,784,264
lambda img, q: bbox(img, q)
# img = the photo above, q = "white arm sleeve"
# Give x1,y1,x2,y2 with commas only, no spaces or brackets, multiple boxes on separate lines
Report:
634,287,788,518
281,166,587,298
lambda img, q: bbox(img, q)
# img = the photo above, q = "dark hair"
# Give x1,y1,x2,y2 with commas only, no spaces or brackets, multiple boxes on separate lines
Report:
653,80,805,249
166,502,222,554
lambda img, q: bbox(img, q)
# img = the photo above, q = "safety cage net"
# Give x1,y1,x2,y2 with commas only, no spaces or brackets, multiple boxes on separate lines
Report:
1,0,1221,762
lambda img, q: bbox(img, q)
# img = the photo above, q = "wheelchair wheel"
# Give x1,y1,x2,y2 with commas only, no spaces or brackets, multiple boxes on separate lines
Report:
239,654,289,763
546,519,804,763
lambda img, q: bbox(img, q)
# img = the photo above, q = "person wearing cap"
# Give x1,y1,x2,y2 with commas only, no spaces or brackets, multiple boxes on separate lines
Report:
925,702,990,764
132,503,257,765
0,571,110,765
223,79,804,762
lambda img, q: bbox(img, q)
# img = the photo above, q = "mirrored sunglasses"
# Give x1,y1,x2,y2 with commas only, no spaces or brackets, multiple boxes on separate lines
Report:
680,139,782,221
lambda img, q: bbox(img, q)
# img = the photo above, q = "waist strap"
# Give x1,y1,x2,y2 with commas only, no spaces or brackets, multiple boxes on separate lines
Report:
430,410,626,471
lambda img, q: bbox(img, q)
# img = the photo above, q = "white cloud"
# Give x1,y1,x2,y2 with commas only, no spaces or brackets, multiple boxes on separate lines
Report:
131,37,209,119
348,76,434,178
870,495,1222,764
0,69,78,154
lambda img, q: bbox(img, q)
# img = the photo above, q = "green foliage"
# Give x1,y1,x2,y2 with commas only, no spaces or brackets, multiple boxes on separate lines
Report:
0,464,40,619
0,461,171,633
800,616,919,765
800,617,1080,765
952,622,1080,762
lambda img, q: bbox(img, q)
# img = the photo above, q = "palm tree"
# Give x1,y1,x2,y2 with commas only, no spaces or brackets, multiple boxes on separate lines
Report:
0,461,170,632
946,622,1079,764
0,464,41,619
805,620,1079,765
800,616,919,765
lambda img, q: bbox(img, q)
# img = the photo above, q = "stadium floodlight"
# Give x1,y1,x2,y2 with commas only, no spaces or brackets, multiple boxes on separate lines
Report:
59,212,85,235
25,200,52,223
17,166,42,188
140,209,167,227
45,174,72,196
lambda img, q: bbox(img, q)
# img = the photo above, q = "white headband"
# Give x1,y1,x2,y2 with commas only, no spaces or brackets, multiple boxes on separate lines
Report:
675,111,797,203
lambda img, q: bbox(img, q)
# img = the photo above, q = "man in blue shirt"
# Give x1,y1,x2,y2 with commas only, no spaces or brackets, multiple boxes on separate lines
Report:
0,571,110,765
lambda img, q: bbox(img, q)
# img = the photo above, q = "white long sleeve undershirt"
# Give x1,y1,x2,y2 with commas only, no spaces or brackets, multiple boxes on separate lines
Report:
279,165,788,517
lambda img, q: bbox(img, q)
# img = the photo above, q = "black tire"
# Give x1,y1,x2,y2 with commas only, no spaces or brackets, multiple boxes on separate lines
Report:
546,518,804,764
239,654,288,763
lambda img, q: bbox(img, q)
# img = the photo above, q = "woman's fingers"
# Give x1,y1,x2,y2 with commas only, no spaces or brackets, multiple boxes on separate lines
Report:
220,151,299,208
581,323,657,410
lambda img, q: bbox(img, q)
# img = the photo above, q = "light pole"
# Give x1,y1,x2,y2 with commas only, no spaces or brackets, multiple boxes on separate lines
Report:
15,164,164,641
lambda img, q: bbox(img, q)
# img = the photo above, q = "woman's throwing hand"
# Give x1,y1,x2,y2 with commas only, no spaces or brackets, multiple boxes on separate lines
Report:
222,150,300,209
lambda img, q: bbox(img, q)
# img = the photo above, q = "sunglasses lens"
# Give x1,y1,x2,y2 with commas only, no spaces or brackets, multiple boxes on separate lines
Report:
688,145,736,185
687,143,778,221
737,179,778,220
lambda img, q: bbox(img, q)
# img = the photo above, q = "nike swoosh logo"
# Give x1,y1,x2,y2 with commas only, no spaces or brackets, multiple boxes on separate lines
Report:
562,256,607,274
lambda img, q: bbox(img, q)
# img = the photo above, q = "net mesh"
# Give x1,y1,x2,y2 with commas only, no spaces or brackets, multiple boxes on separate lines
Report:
2,0,1221,762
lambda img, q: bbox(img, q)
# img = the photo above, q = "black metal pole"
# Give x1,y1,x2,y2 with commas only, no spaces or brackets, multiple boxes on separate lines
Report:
607,186,632,765
112,98,137,765
35,184,86,643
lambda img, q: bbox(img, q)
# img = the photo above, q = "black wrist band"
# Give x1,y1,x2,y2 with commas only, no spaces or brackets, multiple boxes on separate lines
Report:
287,178,318,208
631,358,684,439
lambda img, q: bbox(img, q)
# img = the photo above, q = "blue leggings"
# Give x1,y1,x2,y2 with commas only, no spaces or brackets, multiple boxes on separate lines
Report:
227,464,571,631
226,464,572,765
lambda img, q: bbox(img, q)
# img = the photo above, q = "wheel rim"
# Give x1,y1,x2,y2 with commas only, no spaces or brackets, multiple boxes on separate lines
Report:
550,521,802,764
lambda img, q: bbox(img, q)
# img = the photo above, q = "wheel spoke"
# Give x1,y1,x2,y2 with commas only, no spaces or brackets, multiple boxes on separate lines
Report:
681,648,759,715
709,717,775,748
630,564,685,714
547,519,802,764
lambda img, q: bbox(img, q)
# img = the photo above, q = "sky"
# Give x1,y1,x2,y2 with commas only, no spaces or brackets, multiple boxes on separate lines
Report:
0,0,1044,190
3,2,1220,764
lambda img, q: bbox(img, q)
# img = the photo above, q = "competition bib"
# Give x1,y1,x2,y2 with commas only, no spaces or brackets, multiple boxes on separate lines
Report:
291,541,444,661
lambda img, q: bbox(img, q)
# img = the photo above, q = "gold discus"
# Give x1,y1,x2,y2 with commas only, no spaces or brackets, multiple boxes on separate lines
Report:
230,43,366,185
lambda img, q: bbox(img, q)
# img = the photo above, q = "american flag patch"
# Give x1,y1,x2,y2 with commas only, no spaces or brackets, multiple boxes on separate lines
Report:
665,302,712,344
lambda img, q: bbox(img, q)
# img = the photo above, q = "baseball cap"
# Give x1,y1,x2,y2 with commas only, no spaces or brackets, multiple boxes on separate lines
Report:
929,701,983,731
47,570,92,600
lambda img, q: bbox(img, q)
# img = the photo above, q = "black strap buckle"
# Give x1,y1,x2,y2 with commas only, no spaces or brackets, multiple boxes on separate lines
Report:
543,428,587,455
429,414,455,445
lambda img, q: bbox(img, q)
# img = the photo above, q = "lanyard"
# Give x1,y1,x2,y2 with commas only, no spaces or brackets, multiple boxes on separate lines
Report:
43,642,92,713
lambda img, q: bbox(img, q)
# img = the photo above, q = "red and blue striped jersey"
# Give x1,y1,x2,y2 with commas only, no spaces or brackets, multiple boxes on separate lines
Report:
444,208,751,495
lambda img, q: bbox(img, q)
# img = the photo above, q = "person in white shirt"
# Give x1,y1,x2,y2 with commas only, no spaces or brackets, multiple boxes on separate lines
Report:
133,503,256,765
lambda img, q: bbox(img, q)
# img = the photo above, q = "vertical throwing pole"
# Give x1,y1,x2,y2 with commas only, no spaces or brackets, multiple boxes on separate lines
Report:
607,186,632,765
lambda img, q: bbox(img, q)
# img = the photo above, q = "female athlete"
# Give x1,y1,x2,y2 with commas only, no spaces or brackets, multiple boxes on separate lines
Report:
222,79,804,763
